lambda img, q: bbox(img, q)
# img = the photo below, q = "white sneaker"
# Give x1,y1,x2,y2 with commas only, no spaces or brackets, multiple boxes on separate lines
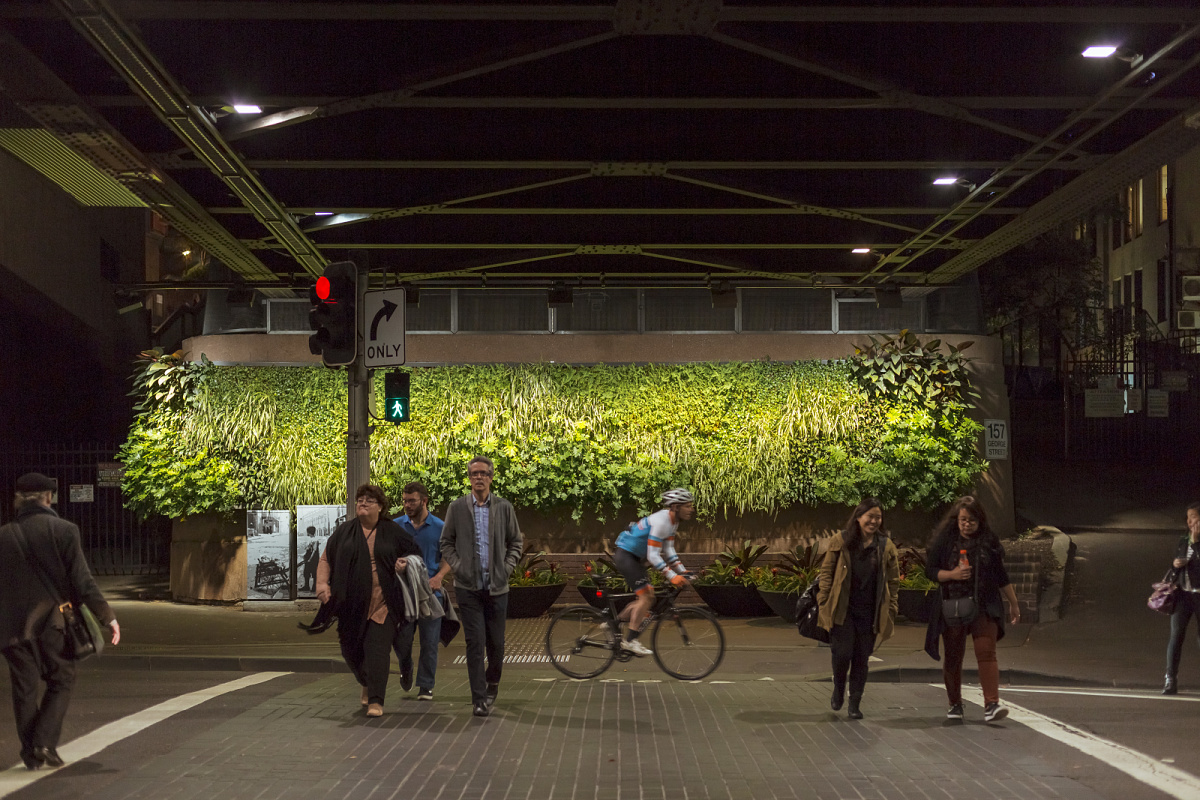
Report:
620,639,653,657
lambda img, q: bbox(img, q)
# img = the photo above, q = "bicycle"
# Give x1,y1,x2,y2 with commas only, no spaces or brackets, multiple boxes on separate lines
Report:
544,574,726,680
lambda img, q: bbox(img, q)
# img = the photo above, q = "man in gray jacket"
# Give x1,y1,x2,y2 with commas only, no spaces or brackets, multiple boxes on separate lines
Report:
0,473,119,770
439,456,523,717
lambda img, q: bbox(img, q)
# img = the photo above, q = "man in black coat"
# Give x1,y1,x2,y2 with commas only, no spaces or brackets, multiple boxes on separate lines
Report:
0,473,119,770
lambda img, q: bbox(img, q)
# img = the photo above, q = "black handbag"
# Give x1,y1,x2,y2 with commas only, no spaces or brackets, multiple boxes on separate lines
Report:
941,548,980,627
9,522,105,660
795,579,830,644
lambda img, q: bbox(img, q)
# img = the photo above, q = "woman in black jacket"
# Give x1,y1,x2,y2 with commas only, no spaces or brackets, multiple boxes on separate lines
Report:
924,495,1020,723
1162,501,1200,695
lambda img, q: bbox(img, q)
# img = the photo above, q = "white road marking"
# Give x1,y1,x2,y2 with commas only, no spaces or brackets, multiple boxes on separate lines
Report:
1003,686,1200,703
960,687,1200,800
0,671,290,798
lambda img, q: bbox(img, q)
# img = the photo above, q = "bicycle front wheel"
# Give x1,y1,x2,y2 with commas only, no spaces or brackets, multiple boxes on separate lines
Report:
545,606,617,679
651,607,725,680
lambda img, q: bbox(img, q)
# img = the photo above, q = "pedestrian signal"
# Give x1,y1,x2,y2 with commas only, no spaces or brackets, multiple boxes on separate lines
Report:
384,371,410,423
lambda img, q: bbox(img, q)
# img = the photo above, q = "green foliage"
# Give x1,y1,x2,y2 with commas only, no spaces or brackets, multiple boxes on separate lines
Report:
898,546,937,590
754,566,810,594
508,545,568,586
694,561,757,587
118,357,988,520
718,540,769,572
812,406,986,509
849,330,979,410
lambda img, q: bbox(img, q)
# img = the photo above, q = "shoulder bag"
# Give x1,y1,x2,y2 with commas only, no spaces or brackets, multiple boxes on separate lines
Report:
1148,567,1181,616
9,521,105,660
795,579,830,643
941,546,979,627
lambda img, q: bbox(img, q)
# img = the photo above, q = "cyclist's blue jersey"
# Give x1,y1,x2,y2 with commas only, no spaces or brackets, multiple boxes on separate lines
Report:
615,509,685,579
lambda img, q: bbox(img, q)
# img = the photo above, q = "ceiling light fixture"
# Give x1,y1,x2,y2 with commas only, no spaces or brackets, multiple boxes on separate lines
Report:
851,248,871,254
1082,45,1143,67
313,211,334,216
232,104,262,114
933,177,958,185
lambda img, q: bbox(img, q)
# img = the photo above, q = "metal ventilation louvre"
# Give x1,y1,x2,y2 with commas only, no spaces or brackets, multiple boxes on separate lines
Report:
741,289,833,332
0,128,145,207
555,290,638,332
644,289,735,332
837,299,923,333
266,300,312,333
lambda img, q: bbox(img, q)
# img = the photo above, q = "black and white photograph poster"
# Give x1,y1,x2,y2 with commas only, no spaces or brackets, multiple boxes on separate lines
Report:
295,505,345,598
246,510,292,599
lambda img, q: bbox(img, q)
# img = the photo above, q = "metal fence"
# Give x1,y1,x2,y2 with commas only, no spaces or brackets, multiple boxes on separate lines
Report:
0,443,169,575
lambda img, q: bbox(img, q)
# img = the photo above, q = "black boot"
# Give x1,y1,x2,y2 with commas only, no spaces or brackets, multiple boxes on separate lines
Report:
1164,674,1178,695
830,681,845,711
847,695,863,719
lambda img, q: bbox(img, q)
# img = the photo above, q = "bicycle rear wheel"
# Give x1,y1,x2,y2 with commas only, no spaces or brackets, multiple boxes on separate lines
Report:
651,606,725,680
545,605,617,679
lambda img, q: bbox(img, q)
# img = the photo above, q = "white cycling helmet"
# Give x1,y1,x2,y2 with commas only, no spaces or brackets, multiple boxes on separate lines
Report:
661,488,695,507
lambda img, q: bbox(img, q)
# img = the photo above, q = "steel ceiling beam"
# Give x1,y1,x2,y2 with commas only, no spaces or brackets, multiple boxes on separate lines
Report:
4,3,1197,24
866,22,1200,282
87,95,1199,111
299,242,968,251
212,207,1023,217
51,0,326,276
160,158,1096,172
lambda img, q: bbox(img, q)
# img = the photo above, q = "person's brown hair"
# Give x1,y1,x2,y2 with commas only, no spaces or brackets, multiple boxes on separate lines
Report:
929,495,997,551
355,483,388,508
403,481,429,500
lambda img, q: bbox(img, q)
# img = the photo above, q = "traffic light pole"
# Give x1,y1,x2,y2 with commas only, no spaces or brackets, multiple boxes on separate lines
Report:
345,259,371,516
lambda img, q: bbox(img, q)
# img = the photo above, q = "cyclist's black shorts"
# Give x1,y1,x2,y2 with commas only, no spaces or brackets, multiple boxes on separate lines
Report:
613,547,651,594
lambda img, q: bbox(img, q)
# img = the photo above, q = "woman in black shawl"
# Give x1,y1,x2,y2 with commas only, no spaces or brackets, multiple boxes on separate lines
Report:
315,484,419,716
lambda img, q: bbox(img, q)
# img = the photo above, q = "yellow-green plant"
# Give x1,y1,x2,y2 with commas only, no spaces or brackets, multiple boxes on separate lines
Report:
118,358,986,520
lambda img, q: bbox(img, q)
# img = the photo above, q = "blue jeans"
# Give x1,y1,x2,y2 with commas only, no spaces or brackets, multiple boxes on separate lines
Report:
396,613,443,691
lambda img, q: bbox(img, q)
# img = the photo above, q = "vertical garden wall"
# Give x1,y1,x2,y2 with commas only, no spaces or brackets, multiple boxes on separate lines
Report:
120,338,988,549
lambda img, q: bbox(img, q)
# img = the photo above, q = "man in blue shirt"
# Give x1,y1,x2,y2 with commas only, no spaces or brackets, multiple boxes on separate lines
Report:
393,481,449,700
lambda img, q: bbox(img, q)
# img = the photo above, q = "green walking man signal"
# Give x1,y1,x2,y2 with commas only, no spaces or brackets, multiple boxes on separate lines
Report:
384,371,410,423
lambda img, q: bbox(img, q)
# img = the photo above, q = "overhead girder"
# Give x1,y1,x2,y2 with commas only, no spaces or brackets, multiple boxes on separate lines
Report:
157,158,1099,172
51,0,326,277
89,96,1198,111
3,3,1197,24
864,21,1200,282
210,207,1024,217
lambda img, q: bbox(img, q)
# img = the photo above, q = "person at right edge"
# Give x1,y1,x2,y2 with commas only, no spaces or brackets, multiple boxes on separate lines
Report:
0,473,120,770
924,495,1020,722
816,497,900,720
1162,501,1200,695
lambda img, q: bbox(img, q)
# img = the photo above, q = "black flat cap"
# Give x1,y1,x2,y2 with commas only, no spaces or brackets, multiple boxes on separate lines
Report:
15,472,56,492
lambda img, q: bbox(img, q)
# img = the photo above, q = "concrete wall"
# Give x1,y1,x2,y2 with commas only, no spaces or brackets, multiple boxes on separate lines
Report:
182,331,1016,538
0,148,148,443
170,511,247,603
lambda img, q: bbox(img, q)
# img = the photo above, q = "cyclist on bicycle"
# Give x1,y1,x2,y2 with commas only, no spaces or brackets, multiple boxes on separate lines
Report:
611,488,695,656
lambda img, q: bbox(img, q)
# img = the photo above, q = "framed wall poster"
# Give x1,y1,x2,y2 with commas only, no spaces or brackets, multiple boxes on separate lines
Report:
296,505,346,598
246,510,293,599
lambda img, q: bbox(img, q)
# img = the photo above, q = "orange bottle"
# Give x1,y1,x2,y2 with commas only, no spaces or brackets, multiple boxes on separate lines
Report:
958,549,969,570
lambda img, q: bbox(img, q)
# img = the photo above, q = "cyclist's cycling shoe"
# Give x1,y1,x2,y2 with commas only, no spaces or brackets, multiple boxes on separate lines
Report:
620,639,653,657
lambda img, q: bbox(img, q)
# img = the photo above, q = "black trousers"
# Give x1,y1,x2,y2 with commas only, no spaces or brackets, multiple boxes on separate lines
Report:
1166,591,1200,677
3,628,75,756
457,588,508,705
361,615,405,705
829,612,874,699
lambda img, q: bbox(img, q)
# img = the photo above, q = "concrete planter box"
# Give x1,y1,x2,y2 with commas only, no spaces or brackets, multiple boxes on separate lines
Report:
506,583,566,618
170,511,247,603
694,584,774,617
897,588,937,623
757,588,801,624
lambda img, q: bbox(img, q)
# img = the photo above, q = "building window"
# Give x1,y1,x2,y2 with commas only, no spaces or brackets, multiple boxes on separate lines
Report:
1134,268,1144,316
1135,179,1144,237
1157,259,1168,322
1159,164,1169,224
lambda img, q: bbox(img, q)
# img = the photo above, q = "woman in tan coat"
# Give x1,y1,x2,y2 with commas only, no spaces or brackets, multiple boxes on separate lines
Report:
817,497,900,719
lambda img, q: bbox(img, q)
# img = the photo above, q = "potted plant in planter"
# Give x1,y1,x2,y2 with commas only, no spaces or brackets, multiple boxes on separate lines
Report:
577,556,638,613
896,547,937,623
506,546,569,618
693,540,774,617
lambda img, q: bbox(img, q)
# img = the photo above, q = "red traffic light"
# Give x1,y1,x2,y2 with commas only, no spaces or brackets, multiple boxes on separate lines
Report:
315,276,331,301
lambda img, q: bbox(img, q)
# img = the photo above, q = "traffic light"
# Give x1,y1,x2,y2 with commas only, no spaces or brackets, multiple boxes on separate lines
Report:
308,261,357,367
384,371,410,422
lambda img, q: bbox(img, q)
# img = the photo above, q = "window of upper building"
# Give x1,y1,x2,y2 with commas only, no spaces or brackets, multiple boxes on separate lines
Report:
1159,164,1169,224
